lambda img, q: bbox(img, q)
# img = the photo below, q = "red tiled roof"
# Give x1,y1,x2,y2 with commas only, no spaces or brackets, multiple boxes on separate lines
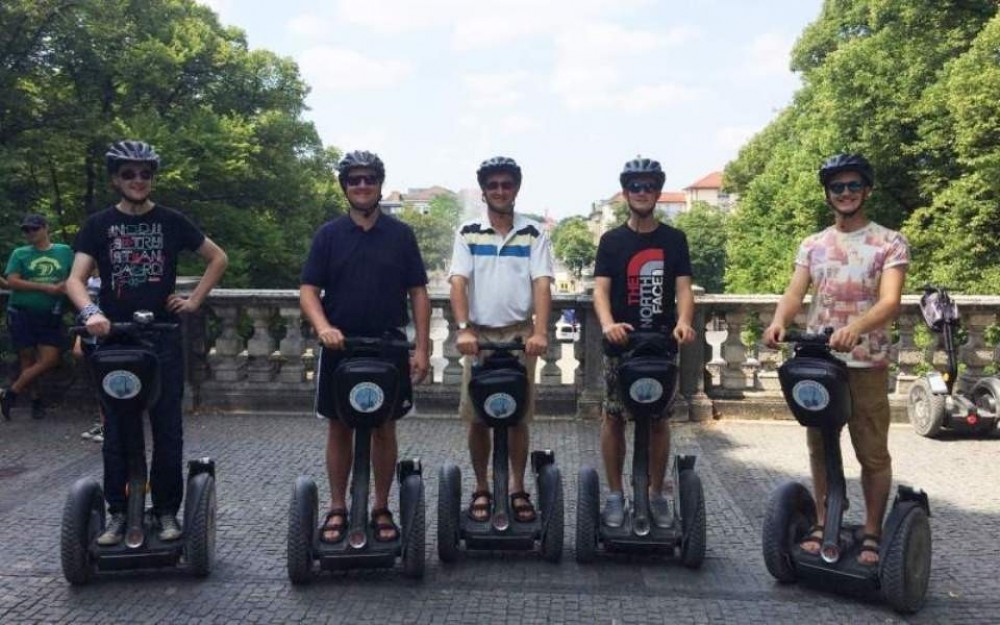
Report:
658,191,686,203
404,186,455,201
685,171,723,190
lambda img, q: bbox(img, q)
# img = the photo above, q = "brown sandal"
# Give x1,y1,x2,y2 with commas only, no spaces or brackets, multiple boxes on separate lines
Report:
799,525,823,554
319,508,348,543
510,491,537,523
370,507,400,542
857,534,880,565
468,490,492,522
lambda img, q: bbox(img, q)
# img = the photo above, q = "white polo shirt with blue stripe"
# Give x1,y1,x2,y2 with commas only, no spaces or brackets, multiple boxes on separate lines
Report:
448,214,554,328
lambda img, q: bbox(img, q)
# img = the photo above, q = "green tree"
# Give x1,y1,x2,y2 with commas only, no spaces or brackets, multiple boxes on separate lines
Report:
551,216,596,278
673,201,727,293
397,205,455,272
0,0,343,287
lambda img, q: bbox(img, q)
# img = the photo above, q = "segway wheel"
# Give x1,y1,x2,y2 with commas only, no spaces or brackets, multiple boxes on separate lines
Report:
881,505,932,614
286,476,317,585
678,469,706,569
538,463,564,563
60,477,104,585
971,378,1000,428
761,482,816,583
400,474,425,578
908,378,946,438
436,463,462,563
574,467,600,564
185,472,217,577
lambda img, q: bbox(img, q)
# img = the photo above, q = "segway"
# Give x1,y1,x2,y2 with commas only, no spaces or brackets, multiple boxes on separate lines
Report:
287,336,424,583
907,285,1000,437
762,329,932,614
60,311,216,584
437,340,564,563
575,331,706,567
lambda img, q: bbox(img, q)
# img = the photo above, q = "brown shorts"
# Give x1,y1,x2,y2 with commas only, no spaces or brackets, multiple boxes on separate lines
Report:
459,321,536,424
807,367,891,475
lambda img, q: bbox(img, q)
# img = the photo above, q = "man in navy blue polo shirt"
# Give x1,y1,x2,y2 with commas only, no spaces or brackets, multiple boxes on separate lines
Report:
300,150,431,543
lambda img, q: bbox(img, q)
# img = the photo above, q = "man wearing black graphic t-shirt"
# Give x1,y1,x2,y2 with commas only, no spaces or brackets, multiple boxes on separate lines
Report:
66,141,228,547
593,157,696,530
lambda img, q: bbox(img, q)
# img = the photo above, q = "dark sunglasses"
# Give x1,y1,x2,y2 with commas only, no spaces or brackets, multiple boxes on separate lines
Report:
118,169,154,181
485,180,516,191
345,174,380,187
827,180,865,194
625,181,660,194
21,226,42,233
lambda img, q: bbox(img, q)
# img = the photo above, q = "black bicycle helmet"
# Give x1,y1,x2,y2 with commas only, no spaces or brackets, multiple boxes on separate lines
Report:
337,150,386,183
105,140,160,174
476,156,522,188
619,157,665,188
818,153,874,187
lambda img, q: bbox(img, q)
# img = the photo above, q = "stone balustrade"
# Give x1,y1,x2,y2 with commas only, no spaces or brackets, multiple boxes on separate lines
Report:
181,290,1000,420
3,290,997,420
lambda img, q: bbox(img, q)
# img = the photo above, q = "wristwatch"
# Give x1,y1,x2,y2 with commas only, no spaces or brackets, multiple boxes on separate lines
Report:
457,321,470,331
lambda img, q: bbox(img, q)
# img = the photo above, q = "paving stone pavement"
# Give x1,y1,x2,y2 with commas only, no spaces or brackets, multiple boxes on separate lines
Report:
1,408,999,624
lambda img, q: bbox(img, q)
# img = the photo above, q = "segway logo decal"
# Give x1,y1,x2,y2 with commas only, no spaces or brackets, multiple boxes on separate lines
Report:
102,370,142,399
349,382,385,413
484,393,517,419
792,380,830,411
629,377,664,404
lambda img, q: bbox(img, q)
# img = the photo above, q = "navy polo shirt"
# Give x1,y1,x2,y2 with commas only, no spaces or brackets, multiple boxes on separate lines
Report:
301,214,428,336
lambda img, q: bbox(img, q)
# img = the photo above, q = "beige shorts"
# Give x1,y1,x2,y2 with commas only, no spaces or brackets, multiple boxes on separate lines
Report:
459,321,537,424
807,367,891,475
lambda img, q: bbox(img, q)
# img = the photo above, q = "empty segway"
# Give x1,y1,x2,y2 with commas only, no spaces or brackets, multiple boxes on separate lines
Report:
437,340,564,563
761,329,932,614
286,336,424,583
907,285,1000,437
575,331,706,567
60,311,216,584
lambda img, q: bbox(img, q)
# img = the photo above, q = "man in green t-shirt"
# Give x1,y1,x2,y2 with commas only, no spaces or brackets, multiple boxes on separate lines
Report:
2,214,74,420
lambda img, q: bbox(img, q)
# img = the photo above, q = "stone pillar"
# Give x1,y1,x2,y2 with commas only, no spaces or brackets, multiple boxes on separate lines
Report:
576,299,604,419
720,312,750,391
441,306,464,386
539,310,562,386
245,304,276,383
680,292,713,421
277,305,305,384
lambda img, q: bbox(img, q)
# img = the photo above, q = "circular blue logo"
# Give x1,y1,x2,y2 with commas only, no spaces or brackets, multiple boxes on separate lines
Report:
349,382,385,413
629,378,664,404
792,380,830,411
484,393,517,419
102,370,142,399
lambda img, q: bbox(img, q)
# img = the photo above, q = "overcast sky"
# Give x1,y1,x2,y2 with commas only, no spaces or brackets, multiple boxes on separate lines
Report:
200,0,823,219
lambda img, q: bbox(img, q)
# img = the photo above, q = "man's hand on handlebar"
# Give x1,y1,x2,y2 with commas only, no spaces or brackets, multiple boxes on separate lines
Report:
763,323,785,349
317,326,345,350
456,327,478,356
602,322,634,346
828,325,860,353
85,313,111,338
673,321,696,346
525,331,547,357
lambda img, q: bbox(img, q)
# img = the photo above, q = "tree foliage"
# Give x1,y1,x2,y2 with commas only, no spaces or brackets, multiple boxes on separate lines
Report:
0,0,344,287
551,215,596,278
673,201,728,293
724,0,999,294
396,193,463,272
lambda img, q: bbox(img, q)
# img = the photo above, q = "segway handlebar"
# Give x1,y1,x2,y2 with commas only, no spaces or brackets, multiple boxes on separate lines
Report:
476,339,525,352
781,328,833,346
70,321,179,338
341,336,414,351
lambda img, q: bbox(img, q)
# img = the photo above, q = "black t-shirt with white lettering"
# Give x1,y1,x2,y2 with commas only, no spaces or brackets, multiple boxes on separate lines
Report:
74,205,206,322
594,223,692,333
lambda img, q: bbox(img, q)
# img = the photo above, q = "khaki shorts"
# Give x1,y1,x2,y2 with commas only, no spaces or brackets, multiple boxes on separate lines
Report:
459,321,537,424
807,367,891,475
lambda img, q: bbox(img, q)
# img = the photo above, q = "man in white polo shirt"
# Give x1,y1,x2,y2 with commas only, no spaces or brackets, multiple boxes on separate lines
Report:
449,156,555,524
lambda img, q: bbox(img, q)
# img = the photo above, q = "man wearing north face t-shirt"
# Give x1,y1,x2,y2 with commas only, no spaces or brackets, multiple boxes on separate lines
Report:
593,157,696,530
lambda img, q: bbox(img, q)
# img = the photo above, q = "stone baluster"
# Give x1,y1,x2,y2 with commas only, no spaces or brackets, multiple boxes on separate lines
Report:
277,305,306,384
182,309,209,410
245,304,276,383
895,313,921,377
576,299,604,419
441,305,464,386
208,302,246,383
680,294,713,421
961,309,996,378
720,312,750,392
704,313,727,391
539,308,562,386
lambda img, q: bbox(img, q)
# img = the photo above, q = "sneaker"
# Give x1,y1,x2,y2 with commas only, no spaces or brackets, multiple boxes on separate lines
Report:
602,491,625,528
158,514,183,541
650,493,673,528
81,423,103,440
1,389,16,421
91,428,104,444
30,398,44,420
97,513,127,546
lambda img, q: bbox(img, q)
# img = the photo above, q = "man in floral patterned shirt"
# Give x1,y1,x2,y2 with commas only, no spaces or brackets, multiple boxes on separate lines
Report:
763,154,909,566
